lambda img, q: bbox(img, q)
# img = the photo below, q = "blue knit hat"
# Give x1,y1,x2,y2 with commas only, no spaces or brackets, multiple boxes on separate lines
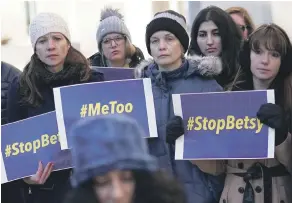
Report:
70,114,158,188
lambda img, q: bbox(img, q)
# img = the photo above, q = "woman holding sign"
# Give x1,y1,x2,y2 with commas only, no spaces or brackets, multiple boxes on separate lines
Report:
64,115,186,203
135,10,225,203
188,6,243,91
218,23,292,203
88,8,144,68
167,23,292,203
6,13,104,203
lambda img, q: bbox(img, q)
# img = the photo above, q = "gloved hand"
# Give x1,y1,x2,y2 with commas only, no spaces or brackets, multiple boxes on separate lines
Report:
257,103,289,146
166,116,184,145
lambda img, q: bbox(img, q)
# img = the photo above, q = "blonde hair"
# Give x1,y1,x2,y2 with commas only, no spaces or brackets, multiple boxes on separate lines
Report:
226,7,255,35
125,36,136,59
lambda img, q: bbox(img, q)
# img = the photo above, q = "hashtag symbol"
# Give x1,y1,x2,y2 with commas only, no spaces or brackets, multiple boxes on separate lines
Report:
80,104,87,118
5,145,11,157
187,117,194,131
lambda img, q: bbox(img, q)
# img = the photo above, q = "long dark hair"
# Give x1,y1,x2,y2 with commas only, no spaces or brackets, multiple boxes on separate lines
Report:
19,46,91,107
188,6,243,90
239,23,292,111
63,170,186,203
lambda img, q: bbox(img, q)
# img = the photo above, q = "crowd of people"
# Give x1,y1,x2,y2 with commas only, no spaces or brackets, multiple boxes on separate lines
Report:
1,5,291,203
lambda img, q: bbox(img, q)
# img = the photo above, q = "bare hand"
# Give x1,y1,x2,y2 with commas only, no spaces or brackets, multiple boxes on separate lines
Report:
23,161,54,184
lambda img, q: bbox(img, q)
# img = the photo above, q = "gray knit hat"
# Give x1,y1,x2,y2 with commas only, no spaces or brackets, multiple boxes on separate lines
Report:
29,12,71,49
96,8,131,50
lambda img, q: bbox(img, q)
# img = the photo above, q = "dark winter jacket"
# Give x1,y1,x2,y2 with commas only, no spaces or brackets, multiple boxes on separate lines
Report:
135,55,226,203
1,61,21,125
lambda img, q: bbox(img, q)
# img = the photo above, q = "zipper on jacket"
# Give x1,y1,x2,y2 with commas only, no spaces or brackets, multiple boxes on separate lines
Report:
28,186,32,194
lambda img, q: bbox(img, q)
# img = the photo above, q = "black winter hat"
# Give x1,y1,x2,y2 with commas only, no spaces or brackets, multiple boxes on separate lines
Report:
146,10,189,55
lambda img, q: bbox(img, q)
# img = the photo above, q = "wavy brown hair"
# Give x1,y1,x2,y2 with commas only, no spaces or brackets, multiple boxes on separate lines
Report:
19,46,91,107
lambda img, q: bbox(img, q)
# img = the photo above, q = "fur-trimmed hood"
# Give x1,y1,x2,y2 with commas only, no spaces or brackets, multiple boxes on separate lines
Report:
134,54,223,78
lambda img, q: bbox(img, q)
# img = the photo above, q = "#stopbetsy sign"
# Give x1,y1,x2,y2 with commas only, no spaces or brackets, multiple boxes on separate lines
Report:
1,112,72,184
172,90,275,160
53,78,158,150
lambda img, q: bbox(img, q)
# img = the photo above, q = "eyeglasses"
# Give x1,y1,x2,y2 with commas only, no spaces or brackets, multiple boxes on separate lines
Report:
102,35,126,46
238,25,250,32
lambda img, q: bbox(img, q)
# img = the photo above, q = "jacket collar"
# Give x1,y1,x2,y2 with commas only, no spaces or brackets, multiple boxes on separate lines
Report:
134,54,223,79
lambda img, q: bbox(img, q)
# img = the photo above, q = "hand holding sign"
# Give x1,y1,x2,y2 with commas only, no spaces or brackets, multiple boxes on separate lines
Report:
1,112,72,184
257,103,289,146
23,161,54,185
172,90,276,160
166,116,184,145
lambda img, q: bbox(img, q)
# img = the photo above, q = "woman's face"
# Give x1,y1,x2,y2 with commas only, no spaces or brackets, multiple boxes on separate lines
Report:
101,33,127,63
150,30,183,70
230,13,249,40
35,32,70,72
94,170,135,203
196,20,222,57
250,44,281,82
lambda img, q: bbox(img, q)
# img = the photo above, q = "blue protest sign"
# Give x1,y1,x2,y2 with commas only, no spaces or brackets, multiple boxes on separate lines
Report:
54,78,158,150
91,67,134,81
1,112,72,184
172,90,275,160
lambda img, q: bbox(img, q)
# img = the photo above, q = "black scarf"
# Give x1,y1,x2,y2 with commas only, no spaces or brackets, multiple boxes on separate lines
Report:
34,63,86,88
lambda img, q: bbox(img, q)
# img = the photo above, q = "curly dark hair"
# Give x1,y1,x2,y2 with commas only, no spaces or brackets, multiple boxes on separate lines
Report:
63,170,186,203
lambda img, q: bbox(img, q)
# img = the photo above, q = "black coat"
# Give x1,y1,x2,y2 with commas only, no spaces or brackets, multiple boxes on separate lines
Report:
1,61,21,125
4,69,103,203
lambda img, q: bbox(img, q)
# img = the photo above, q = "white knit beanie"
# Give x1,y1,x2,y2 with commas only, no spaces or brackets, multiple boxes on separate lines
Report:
29,12,71,49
